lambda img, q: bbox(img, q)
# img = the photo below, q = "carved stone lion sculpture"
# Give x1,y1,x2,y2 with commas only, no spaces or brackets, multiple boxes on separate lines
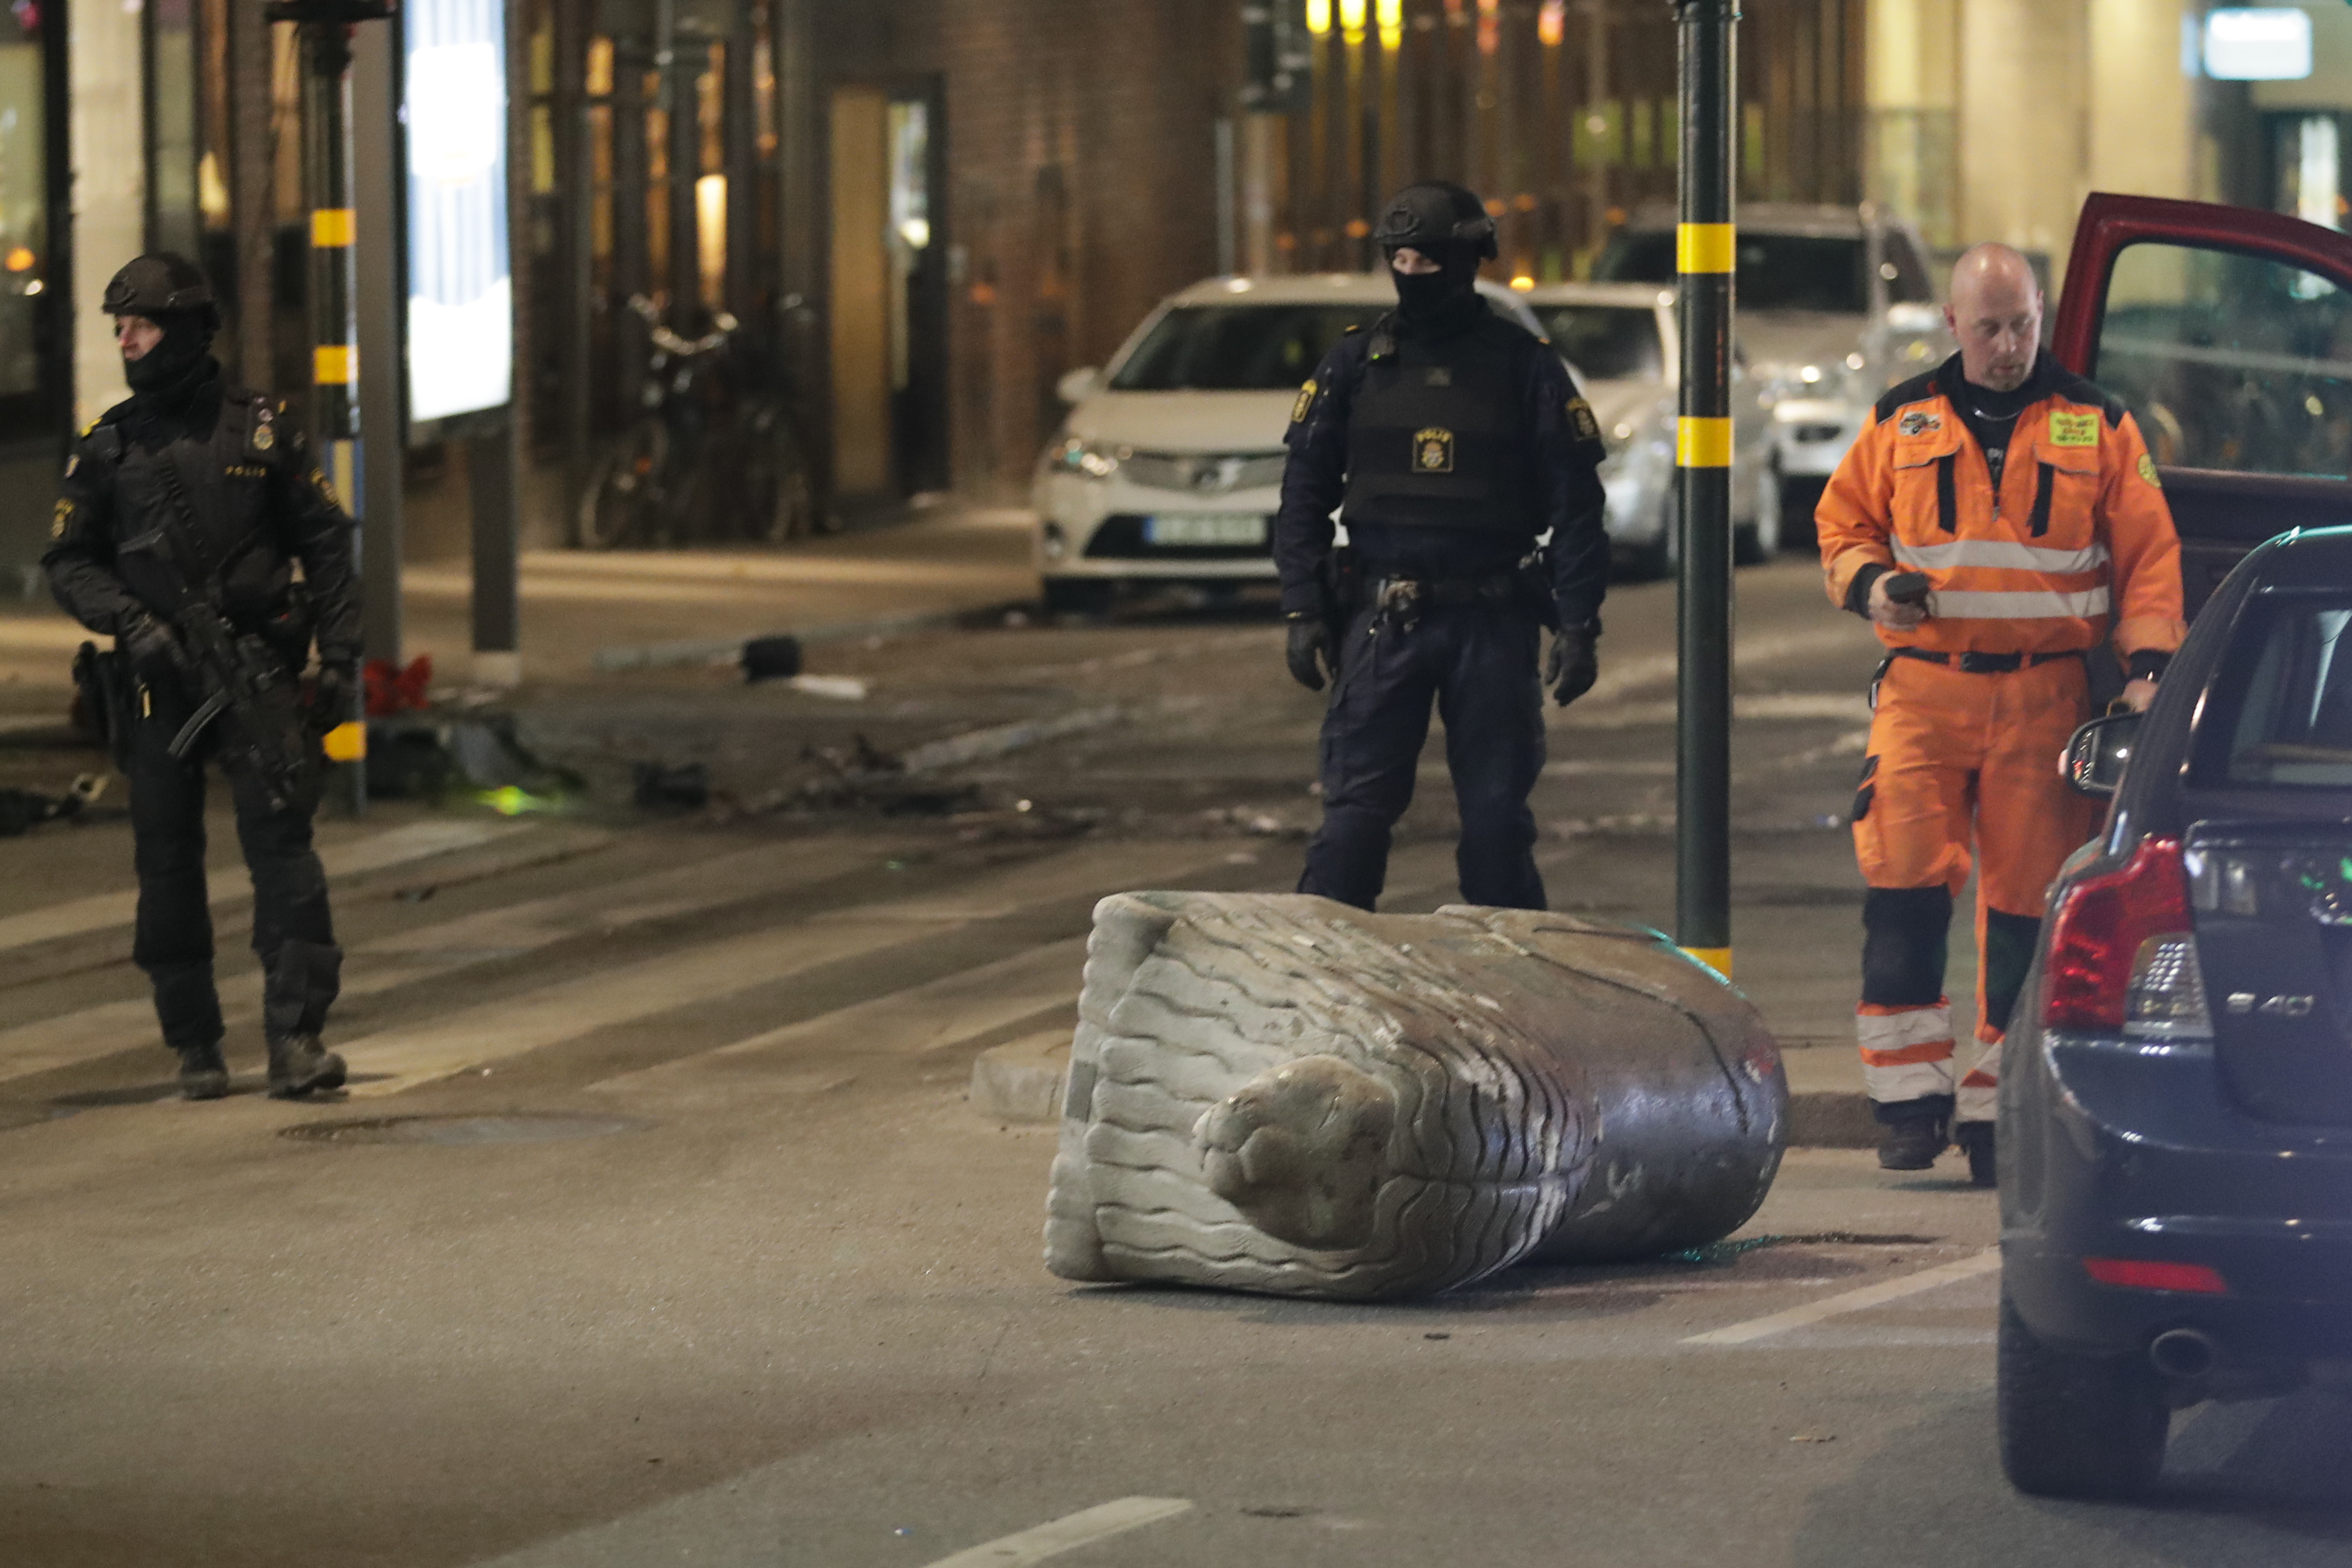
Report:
1045,892,1787,1300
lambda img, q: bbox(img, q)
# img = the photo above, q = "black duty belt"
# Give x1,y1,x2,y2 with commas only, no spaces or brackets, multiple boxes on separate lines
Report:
1364,569,1520,634
1889,647,2084,675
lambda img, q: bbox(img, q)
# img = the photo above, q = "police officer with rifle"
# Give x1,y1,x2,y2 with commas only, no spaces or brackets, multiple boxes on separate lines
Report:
43,253,359,1101
1276,181,1611,911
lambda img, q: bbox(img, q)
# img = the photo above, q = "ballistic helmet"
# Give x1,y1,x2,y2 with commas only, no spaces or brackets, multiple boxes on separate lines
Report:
102,253,220,332
1371,182,1499,262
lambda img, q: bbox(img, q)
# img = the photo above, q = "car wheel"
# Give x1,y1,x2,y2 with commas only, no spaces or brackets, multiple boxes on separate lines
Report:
1997,1291,2168,1499
1736,463,1784,565
1042,579,1114,617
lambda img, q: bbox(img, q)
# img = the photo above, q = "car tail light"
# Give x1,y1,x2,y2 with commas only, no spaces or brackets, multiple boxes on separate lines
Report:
2082,1257,2229,1294
2044,837,2206,1035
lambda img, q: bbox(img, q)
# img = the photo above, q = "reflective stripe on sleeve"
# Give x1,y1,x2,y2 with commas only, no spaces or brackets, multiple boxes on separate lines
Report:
1931,586,2112,619
1892,539,2112,574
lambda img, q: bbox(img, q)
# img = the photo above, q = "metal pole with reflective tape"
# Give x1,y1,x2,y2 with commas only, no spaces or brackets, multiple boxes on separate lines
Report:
1674,0,1736,979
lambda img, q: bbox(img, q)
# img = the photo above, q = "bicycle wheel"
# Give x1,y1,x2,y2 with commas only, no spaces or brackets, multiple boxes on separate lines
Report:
578,421,669,549
740,398,817,543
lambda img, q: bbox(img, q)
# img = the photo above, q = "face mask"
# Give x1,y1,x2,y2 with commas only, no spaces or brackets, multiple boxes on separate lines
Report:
125,314,213,395
1388,243,1480,322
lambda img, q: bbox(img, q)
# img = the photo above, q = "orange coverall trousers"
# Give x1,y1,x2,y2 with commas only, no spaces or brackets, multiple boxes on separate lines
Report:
1853,653,2098,1125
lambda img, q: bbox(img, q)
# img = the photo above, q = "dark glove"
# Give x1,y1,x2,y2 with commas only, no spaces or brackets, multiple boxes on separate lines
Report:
1285,613,1334,692
308,662,357,733
121,613,182,680
1545,627,1599,707
1882,571,1932,608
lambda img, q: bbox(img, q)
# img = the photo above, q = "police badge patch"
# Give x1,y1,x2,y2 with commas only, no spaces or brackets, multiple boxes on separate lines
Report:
50,499,71,538
1291,378,1317,425
1566,396,1601,441
2138,452,2162,487
1413,426,1456,473
1898,409,1941,437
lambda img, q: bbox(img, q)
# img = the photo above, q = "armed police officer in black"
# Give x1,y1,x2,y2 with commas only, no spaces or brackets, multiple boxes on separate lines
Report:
43,253,359,1101
1276,182,1610,911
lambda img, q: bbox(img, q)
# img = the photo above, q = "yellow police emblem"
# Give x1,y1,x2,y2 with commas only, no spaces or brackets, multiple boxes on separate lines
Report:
311,467,339,507
50,499,71,538
1290,378,1317,425
1413,426,1456,474
62,454,77,479
2138,452,2161,487
2048,410,2099,448
252,424,275,453
1566,396,1601,442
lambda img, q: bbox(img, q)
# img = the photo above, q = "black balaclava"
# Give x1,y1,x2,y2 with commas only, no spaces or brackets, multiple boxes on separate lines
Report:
1373,181,1495,327
124,311,215,400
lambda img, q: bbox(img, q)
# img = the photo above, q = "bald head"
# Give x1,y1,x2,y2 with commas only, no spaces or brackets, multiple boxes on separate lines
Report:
1944,243,2043,393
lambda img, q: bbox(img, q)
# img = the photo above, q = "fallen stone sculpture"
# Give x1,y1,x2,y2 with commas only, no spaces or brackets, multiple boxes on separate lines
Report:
1045,892,1787,1300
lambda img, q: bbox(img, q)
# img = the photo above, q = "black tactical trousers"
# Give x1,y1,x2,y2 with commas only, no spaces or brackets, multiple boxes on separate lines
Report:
126,675,339,1054
1298,596,1547,912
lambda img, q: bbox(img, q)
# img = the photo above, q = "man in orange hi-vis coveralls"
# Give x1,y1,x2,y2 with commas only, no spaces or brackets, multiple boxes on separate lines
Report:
1816,242,2185,1184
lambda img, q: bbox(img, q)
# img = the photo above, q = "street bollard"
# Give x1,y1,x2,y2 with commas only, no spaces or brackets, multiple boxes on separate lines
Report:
1045,891,1788,1301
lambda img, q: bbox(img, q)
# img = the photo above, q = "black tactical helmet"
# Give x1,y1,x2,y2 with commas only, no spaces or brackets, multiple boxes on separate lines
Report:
101,252,220,331
1371,182,1499,261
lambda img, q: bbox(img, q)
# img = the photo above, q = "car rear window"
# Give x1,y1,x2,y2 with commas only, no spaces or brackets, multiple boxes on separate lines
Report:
2199,592,2352,787
1109,305,1383,392
1535,304,1662,382
1595,230,1869,314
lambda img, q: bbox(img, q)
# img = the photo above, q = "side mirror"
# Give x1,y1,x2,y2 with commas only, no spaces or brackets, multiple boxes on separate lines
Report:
1055,366,1100,405
2063,711,2144,798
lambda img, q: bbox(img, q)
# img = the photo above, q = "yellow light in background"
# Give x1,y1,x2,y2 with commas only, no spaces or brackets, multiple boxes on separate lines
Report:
1538,0,1566,46
1510,275,1536,291
1338,0,1365,40
4,246,34,273
1305,0,1331,35
696,173,728,307
1376,0,1402,47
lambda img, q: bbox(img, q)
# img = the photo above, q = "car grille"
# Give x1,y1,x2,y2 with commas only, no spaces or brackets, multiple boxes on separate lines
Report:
1119,450,1287,494
1084,514,1275,560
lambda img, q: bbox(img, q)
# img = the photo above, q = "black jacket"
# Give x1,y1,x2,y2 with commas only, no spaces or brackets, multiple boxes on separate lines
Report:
42,361,362,669
1272,298,1611,631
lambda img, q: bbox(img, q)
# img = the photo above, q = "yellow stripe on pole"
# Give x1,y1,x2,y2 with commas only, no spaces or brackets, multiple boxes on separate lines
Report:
1677,416,1734,467
1682,946,1733,979
310,208,355,248
314,345,354,385
1677,222,1736,273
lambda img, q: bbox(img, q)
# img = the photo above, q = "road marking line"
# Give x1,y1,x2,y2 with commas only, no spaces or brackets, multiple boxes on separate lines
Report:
0,837,899,1085
0,820,524,953
923,1498,1194,1568
1681,1249,2000,1346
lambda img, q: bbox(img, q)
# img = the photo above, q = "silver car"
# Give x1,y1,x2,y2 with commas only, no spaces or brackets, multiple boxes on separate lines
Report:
1592,203,1953,539
1525,281,1777,575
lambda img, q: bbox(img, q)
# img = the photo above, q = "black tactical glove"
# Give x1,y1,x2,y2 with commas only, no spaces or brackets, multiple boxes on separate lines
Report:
1285,613,1334,692
308,662,357,735
1545,626,1599,708
121,613,182,680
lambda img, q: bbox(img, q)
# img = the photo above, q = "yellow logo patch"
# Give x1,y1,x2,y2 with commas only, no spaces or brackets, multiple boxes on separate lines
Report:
49,499,71,538
1290,378,1317,425
1413,426,1456,474
2138,452,2161,487
224,464,268,480
311,467,340,507
1566,396,1601,442
2048,410,2100,448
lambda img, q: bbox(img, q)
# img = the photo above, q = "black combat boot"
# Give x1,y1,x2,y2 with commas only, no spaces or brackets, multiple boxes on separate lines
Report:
266,1032,347,1099
1954,1120,1996,1188
176,1040,230,1101
1878,1114,1949,1171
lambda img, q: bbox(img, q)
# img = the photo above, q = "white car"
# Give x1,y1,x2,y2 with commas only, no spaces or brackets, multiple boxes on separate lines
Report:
1592,203,1953,538
1032,273,1551,614
1523,281,1778,574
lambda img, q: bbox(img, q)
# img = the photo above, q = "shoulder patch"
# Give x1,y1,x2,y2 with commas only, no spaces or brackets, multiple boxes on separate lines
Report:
1566,395,1601,443
2138,451,2161,488
50,498,72,538
1291,378,1317,425
1897,409,1942,438
2048,409,2100,448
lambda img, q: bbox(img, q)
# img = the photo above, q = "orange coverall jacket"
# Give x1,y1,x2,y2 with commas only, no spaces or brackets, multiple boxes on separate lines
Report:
1817,360,2186,664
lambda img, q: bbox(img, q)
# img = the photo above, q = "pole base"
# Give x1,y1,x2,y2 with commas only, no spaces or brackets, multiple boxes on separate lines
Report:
472,650,522,690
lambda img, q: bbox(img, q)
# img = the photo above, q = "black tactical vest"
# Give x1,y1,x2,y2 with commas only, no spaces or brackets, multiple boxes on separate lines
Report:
1342,312,1535,534
100,391,292,624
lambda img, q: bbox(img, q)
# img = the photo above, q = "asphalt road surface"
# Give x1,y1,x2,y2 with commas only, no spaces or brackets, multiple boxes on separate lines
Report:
3,558,2346,1566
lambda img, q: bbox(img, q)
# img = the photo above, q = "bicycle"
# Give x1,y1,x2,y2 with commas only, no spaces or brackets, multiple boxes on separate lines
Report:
578,295,818,548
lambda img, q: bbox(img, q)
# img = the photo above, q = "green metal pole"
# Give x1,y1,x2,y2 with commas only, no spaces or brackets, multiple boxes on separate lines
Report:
1673,0,1736,978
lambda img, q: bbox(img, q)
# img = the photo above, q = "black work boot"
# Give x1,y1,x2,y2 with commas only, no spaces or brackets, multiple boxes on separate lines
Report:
176,1041,230,1101
1878,1115,1949,1171
266,1032,347,1099
1954,1120,1997,1188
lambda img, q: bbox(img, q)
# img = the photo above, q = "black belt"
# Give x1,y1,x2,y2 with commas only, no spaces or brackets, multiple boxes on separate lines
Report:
1367,569,1518,608
1889,647,2084,674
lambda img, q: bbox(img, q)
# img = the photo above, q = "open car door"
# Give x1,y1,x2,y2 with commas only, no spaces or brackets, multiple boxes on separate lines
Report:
2053,193,2352,618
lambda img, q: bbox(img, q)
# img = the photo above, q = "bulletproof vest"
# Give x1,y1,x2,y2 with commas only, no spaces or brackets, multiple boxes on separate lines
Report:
101,392,293,623
1342,313,1535,534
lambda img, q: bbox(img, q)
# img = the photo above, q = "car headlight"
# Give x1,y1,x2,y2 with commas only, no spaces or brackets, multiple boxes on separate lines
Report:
1049,436,1125,481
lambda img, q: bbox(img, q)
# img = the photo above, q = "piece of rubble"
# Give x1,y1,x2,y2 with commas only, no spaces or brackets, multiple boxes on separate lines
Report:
1045,891,1787,1300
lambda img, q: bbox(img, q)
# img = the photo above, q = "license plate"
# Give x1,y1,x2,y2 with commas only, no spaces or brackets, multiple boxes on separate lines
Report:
1145,513,1265,547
